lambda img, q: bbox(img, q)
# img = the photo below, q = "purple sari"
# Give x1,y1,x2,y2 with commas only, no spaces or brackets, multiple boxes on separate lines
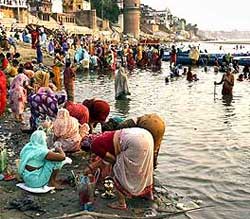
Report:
29,87,66,130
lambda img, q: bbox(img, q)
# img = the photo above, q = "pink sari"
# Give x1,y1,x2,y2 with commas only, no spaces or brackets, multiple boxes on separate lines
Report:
9,74,29,114
113,128,154,198
53,109,84,152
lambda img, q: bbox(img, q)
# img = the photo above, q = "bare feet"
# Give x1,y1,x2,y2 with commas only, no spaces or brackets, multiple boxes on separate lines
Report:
107,201,128,210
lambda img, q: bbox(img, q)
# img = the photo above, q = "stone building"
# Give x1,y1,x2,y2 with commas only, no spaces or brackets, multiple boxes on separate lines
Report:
0,0,27,23
123,0,140,38
63,0,90,13
29,0,52,21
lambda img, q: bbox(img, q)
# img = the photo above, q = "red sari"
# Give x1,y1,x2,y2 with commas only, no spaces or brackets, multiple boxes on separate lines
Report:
82,99,110,124
0,71,7,116
127,53,136,71
31,30,39,49
65,101,89,125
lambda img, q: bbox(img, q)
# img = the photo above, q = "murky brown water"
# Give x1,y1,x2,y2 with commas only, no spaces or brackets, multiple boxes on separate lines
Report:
75,56,250,219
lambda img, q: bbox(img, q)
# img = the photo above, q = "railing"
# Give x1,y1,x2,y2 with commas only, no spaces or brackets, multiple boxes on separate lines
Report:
0,0,27,8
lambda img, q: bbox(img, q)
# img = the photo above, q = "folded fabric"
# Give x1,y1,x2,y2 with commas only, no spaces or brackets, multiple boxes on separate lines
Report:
16,183,55,193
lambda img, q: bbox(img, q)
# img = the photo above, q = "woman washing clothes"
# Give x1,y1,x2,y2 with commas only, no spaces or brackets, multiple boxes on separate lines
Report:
53,109,89,152
29,87,66,130
33,70,50,92
64,101,89,125
82,127,154,210
82,98,110,133
18,130,66,189
102,113,165,168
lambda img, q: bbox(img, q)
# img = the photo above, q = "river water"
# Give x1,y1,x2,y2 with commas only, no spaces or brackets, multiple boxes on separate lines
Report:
74,48,250,219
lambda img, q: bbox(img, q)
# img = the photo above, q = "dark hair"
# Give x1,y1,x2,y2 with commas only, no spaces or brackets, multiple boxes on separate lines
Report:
65,59,71,68
6,52,11,59
13,52,20,59
12,59,19,67
18,64,24,74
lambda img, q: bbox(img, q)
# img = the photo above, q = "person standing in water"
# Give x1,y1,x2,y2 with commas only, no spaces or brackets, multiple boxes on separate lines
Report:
214,67,234,96
170,45,177,68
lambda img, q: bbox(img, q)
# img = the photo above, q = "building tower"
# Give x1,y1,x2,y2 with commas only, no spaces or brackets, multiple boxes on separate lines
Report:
123,0,140,39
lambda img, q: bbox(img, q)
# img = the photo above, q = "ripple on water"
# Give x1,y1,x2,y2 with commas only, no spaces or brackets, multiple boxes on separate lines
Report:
75,61,250,219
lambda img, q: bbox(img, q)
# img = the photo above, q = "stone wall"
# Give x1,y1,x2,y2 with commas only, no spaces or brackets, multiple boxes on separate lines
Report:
52,13,75,24
145,24,159,32
97,18,109,30
75,9,96,30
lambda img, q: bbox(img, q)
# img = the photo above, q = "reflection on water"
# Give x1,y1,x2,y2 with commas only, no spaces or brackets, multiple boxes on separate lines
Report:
75,62,250,219
115,99,131,116
222,95,233,106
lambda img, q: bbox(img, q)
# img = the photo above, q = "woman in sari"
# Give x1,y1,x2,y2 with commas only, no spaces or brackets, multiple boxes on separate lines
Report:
102,113,165,168
9,70,34,122
52,53,63,91
115,66,130,100
0,70,7,116
127,51,136,72
82,127,154,210
33,70,50,92
63,60,75,102
82,98,110,133
137,44,143,62
18,130,66,189
31,28,39,49
29,87,66,130
64,101,89,125
53,109,89,152
152,51,161,71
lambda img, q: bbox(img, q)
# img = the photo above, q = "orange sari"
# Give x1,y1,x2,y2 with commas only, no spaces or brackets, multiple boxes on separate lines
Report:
52,65,62,91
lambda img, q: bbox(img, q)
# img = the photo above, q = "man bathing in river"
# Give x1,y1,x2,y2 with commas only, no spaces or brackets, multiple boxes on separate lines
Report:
214,67,234,96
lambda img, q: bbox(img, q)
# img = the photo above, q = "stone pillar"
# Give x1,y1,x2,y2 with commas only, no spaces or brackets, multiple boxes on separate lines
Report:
123,0,140,38
90,9,97,30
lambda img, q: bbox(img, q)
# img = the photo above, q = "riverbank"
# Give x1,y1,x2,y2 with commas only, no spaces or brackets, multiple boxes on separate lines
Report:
0,94,199,219
0,43,204,219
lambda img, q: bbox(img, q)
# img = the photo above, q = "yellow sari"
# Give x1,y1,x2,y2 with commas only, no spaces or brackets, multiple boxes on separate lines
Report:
52,65,62,91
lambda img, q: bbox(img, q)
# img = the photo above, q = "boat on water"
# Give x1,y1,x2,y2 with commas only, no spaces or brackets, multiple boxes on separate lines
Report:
162,50,250,66
233,56,250,66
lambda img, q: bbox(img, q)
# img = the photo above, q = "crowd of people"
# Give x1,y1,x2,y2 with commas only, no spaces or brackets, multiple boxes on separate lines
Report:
2,24,165,73
1,21,249,211
0,24,167,211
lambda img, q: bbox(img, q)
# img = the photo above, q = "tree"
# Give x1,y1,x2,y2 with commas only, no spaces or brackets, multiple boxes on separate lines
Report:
91,0,120,23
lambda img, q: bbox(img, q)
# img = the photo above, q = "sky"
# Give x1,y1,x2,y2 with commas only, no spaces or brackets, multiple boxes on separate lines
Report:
141,0,250,31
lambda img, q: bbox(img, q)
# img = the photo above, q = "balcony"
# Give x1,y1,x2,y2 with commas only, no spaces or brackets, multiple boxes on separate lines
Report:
0,0,27,8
